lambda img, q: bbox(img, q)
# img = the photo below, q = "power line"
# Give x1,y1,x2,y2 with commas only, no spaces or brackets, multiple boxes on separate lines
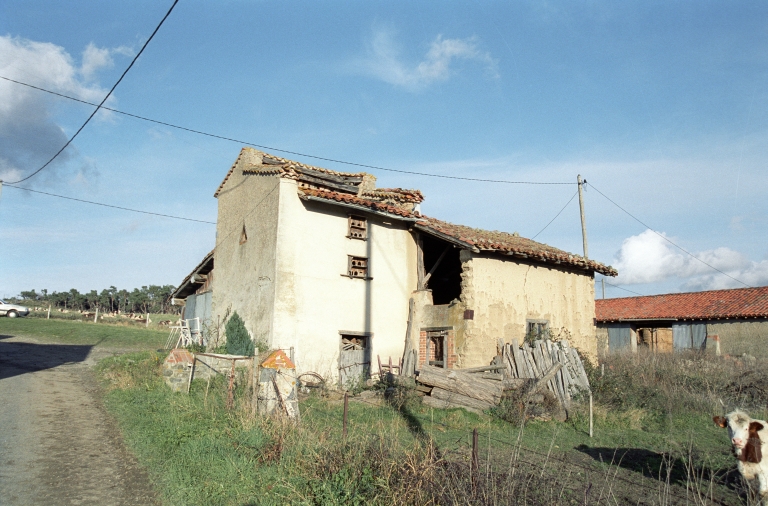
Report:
531,190,578,240
5,0,179,185
4,184,215,225
0,75,573,187
596,277,645,297
588,182,751,289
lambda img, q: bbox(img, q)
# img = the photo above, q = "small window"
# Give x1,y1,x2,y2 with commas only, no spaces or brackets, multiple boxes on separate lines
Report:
526,320,549,340
348,256,368,279
239,224,248,245
348,215,367,240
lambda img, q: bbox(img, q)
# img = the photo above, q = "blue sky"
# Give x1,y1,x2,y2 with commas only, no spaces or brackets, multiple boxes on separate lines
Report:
1,1,767,299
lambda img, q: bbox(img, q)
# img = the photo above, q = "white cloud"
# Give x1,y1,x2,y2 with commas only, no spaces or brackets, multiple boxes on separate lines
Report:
613,229,768,290
0,36,126,184
357,29,497,90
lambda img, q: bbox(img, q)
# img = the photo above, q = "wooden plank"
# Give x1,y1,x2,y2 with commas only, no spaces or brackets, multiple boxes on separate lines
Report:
529,363,563,395
296,172,359,193
510,338,526,378
422,395,482,415
502,345,514,378
416,237,426,290
459,364,507,373
294,166,364,184
416,365,503,404
568,348,591,392
431,387,495,411
523,344,539,378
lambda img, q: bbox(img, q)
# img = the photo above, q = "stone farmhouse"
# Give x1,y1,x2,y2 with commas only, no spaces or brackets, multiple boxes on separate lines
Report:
595,286,768,357
173,147,617,383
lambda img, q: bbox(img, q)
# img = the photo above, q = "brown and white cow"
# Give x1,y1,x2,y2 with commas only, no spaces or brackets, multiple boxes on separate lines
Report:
714,410,768,503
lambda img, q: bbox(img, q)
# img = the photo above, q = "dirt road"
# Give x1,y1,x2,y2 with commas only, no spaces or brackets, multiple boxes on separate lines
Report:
0,335,158,505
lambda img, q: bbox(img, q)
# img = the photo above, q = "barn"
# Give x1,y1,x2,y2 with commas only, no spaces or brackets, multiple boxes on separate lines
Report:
595,286,768,357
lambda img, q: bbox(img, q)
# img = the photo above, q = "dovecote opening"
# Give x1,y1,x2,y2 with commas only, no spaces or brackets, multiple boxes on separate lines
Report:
347,256,369,279
348,215,367,240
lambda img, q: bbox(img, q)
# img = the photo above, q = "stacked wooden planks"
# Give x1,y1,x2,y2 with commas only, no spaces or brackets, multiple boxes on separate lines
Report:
417,364,524,413
500,337,591,410
415,338,591,414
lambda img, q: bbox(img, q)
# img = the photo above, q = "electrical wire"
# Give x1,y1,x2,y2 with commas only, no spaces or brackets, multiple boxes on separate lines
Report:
587,182,752,289
0,75,573,186
5,0,179,185
601,280,645,297
4,184,215,224
531,190,578,240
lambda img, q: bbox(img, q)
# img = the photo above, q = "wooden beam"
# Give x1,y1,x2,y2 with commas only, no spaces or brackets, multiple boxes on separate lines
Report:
295,166,364,184
297,173,359,193
417,236,426,290
423,246,450,288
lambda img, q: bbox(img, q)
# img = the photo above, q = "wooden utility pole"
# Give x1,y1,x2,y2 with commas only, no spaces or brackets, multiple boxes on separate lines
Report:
601,278,605,299
577,175,588,259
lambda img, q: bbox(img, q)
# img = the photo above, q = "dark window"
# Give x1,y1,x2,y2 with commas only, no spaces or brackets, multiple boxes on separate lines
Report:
348,256,368,278
526,320,549,340
348,215,367,240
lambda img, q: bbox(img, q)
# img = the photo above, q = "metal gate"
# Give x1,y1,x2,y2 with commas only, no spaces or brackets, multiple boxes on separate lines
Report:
673,323,707,351
339,335,371,388
607,325,632,352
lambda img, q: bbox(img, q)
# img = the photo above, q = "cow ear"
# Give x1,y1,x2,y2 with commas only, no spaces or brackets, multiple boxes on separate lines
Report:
714,416,727,428
750,421,765,433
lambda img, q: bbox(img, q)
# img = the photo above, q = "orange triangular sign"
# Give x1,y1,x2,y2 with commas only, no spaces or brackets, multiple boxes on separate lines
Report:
261,349,295,369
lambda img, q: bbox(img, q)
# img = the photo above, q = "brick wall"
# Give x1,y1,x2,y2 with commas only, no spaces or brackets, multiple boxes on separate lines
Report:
418,329,457,369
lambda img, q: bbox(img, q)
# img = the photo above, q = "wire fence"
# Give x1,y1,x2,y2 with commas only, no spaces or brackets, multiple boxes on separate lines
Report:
312,390,737,506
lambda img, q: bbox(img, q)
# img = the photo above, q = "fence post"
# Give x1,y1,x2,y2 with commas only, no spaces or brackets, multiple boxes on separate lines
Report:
94,307,99,323
343,392,349,440
589,392,594,438
471,428,479,492
47,305,51,320
146,313,150,328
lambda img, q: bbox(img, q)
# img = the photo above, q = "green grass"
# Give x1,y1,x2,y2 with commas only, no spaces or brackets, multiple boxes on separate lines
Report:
95,350,749,505
0,317,169,349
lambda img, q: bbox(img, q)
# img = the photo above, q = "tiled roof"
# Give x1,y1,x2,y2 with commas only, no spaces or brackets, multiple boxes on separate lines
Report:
595,286,768,321
416,217,618,276
300,187,617,277
298,187,416,218
216,148,617,276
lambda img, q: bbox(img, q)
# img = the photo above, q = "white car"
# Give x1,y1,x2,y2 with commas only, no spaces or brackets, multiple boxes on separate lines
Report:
0,300,30,318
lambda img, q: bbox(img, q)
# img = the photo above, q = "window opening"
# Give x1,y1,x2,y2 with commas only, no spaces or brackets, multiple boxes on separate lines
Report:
426,330,448,368
526,320,549,341
347,256,368,279
239,224,248,245
348,215,367,240
420,234,462,304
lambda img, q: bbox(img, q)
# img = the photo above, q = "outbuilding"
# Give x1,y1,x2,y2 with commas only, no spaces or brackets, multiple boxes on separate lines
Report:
595,286,768,356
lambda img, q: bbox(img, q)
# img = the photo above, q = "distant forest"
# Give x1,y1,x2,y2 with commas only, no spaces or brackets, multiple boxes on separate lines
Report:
12,285,179,315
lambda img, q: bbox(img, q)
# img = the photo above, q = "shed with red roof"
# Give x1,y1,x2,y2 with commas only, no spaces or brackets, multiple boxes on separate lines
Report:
595,287,768,356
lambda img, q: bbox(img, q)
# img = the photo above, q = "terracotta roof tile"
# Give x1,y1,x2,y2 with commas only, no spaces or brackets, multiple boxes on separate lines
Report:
299,187,617,276
595,286,768,321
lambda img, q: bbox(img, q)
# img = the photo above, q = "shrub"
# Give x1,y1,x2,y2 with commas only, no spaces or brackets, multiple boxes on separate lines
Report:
224,311,255,356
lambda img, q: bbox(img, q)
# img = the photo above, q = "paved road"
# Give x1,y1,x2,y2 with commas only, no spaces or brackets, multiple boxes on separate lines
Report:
0,336,158,505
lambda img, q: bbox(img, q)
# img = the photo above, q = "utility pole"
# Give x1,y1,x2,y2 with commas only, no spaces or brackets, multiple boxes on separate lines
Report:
577,175,588,259
601,278,605,299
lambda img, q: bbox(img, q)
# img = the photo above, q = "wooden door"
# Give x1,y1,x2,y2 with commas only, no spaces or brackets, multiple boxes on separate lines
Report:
339,336,370,388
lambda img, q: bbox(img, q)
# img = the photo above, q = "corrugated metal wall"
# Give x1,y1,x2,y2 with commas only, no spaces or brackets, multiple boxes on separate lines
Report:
607,324,632,352
672,323,707,351
183,292,212,322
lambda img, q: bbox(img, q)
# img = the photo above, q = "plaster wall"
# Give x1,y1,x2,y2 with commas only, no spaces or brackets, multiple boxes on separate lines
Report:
271,180,418,379
213,150,280,345
460,252,597,366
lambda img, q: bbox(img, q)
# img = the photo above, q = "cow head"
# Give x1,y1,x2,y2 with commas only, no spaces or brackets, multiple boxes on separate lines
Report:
714,410,764,464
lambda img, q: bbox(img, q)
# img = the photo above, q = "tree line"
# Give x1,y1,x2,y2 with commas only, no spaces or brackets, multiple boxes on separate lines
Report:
15,285,179,315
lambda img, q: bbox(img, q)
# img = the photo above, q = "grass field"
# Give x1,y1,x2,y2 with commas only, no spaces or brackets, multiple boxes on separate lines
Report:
95,349,763,505
0,317,169,349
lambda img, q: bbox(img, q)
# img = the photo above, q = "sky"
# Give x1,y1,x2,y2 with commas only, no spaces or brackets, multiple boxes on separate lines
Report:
1,1,768,300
